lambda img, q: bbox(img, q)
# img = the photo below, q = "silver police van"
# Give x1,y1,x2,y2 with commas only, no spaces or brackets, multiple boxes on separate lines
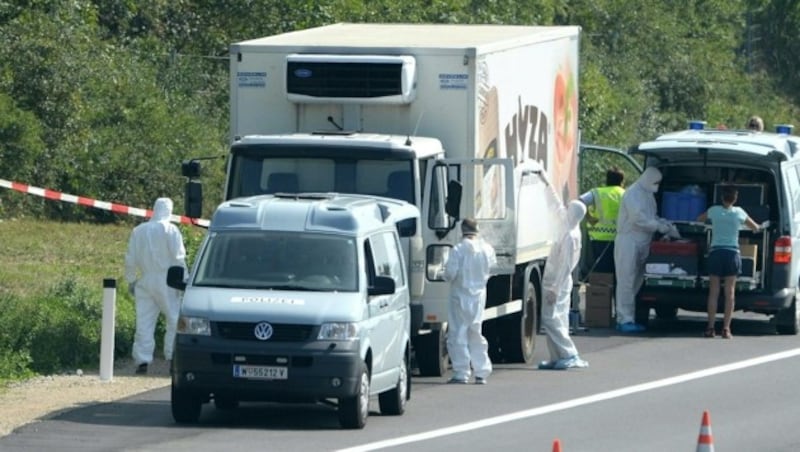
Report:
166,193,418,429
632,122,800,334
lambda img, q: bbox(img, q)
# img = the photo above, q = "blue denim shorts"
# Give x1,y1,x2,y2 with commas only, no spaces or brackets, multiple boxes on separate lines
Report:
707,248,741,277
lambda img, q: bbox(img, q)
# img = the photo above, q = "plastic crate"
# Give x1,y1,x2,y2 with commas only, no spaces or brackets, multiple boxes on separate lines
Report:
662,192,707,222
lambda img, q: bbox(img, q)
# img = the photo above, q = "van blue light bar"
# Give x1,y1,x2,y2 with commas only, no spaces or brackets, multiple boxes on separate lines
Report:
688,120,706,130
776,124,794,135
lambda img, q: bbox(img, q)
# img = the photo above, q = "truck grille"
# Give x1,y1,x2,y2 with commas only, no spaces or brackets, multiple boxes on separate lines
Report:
215,322,314,342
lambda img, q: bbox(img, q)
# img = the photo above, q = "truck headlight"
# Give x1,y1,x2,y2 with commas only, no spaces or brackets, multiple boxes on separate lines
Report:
177,316,211,336
318,322,359,340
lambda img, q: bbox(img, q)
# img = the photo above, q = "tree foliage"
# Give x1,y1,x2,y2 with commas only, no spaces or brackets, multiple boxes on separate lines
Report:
0,0,797,221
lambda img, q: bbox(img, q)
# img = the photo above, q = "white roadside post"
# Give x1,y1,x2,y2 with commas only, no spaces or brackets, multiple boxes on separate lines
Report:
100,278,116,381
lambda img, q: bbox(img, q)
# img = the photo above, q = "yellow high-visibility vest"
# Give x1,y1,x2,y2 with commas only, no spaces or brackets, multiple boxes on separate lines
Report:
587,185,624,241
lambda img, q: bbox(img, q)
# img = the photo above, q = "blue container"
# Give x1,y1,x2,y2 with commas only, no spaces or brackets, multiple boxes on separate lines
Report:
662,192,706,221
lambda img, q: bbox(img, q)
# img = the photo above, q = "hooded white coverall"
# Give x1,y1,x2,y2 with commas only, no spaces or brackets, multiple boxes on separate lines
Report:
541,200,587,361
443,234,497,381
124,198,187,364
613,167,672,326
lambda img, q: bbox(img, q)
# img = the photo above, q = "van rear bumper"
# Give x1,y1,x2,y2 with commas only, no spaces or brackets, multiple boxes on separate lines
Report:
638,287,795,314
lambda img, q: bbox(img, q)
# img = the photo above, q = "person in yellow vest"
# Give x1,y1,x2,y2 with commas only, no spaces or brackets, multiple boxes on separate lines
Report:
579,167,625,274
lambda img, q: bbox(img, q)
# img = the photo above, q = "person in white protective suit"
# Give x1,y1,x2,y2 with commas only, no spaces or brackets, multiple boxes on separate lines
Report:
613,167,677,333
124,198,187,374
443,218,497,385
538,200,590,370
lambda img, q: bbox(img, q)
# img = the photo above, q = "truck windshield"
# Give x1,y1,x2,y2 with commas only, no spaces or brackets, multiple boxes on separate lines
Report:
193,231,358,292
228,148,415,204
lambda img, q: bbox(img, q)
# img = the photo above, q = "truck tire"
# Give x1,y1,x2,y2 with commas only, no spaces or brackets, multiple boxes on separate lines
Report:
338,363,370,429
498,277,537,364
378,350,409,415
776,297,799,335
171,384,202,424
413,329,448,377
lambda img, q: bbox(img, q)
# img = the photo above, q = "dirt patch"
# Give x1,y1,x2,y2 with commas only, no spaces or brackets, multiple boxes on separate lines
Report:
0,359,171,437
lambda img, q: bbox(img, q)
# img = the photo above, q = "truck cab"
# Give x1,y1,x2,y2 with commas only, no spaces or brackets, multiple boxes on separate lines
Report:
167,193,418,429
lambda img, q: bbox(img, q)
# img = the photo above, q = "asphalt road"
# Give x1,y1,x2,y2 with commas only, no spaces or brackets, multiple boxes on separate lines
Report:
3,311,799,452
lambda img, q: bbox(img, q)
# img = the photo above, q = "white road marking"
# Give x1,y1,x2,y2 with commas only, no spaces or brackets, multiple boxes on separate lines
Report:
338,348,800,452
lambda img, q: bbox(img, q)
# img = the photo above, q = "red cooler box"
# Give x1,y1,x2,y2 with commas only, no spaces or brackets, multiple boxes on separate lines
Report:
645,240,700,276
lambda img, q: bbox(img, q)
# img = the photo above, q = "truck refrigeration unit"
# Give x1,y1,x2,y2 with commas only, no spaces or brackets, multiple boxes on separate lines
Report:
183,23,582,376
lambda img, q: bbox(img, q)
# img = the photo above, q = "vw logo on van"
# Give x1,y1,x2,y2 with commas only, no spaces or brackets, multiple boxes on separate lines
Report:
294,68,313,78
253,322,274,341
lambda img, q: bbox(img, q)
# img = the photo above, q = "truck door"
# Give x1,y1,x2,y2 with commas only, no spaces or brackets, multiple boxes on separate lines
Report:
419,157,514,324
577,144,642,280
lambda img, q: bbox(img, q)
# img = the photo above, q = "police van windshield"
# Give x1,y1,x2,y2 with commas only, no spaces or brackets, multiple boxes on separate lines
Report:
193,231,358,292
228,149,414,204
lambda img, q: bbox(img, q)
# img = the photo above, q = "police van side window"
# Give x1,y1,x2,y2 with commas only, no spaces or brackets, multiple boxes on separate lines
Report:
367,232,405,287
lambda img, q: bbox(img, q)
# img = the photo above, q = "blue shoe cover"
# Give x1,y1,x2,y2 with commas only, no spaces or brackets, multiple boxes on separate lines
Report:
538,360,556,370
618,322,644,333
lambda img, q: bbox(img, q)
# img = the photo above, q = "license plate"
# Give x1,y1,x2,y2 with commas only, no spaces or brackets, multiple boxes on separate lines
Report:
233,365,288,380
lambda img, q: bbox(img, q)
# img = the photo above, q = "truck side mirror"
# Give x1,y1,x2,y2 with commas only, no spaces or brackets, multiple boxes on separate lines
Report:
445,180,462,219
167,266,186,291
368,275,396,296
185,181,203,219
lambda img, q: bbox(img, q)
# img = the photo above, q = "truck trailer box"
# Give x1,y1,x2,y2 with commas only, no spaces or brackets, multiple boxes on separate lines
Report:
218,23,583,374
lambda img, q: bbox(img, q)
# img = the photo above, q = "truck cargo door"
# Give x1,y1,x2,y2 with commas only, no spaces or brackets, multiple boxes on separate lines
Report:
423,158,515,275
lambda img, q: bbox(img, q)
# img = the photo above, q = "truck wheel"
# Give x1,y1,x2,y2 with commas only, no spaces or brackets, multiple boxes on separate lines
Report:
413,329,448,377
776,297,799,335
171,384,202,424
378,351,409,415
654,305,678,320
338,363,370,429
498,277,537,364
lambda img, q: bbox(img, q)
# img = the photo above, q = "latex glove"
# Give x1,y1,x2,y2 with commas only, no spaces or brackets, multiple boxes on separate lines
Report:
128,281,136,297
759,221,770,232
657,222,671,234
543,290,557,305
666,224,681,239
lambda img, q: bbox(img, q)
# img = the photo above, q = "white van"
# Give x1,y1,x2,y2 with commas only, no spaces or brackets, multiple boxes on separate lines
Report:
166,193,419,429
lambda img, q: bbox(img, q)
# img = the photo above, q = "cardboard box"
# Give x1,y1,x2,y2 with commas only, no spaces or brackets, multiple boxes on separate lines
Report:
585,305,613,327
586,285,613,309
739,243,757,263
588,272,614,288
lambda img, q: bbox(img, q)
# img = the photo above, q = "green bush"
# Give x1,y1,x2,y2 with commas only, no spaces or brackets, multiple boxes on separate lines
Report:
0,277,139,380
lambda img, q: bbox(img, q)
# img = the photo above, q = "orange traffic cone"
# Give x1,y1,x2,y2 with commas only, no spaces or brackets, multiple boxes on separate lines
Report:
696,410,715,452
552,438,562,452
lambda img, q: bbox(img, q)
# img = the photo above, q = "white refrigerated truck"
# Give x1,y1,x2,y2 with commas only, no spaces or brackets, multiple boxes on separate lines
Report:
184,23,582,375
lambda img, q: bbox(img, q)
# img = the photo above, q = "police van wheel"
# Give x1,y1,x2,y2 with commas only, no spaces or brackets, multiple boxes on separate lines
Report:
634,299,651,327
379,351,409,415
776,297,800,335
339,363,370,429
171,385,202,424
654,305,678,320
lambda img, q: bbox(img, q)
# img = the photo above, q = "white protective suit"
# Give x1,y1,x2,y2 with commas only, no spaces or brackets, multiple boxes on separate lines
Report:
613,167,672,327
124,198,187,365
443,230,497,382
540,200,586,362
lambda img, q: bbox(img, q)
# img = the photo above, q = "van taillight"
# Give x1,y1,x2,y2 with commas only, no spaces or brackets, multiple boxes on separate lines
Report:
774,236,792,264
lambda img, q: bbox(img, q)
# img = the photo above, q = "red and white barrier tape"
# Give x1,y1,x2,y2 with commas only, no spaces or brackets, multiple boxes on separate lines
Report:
0,178,210,227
